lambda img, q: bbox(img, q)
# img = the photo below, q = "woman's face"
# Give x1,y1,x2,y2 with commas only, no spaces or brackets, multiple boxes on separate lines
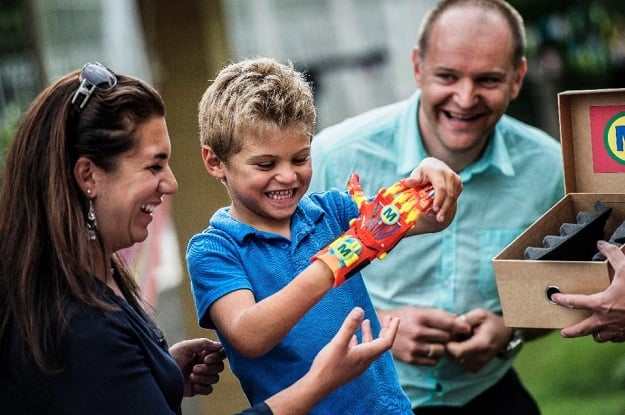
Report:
91,116,178,253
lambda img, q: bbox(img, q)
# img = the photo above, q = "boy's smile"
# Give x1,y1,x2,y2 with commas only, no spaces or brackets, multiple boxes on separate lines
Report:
221,125,312,236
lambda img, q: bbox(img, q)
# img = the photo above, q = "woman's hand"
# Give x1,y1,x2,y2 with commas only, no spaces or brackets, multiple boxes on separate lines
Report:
169,338,226,397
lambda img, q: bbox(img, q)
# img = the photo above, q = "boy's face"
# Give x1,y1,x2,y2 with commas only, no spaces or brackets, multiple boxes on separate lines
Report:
222,125,312,233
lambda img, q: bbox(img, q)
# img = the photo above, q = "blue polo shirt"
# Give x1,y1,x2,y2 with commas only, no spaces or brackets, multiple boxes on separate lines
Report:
309,91,564,407
187,190,413,414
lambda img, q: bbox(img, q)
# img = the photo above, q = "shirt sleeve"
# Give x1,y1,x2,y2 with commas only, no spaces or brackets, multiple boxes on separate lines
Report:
234,402,274,415
187,229,253,329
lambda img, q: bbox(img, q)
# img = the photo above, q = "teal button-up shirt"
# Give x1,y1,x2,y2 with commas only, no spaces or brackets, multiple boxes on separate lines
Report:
309,91,564,407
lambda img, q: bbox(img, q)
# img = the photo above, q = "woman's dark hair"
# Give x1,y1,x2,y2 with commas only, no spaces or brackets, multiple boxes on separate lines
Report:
0,66,165,372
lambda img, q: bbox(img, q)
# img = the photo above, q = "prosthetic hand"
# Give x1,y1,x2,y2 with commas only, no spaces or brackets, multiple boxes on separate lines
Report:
313,173,434,287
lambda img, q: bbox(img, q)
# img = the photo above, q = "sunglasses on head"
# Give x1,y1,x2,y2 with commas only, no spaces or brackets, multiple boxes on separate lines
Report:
71,62,117,110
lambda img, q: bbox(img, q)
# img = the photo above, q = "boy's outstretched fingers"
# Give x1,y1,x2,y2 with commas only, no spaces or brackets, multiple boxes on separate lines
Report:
329,306,400,357
360,318,374,343
312,306,400,389
337,307,366,346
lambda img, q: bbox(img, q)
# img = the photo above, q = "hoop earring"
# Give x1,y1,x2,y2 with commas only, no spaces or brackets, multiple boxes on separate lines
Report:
86,190,97,241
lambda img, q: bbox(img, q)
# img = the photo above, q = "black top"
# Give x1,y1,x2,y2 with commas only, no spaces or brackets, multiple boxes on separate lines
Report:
0,279,273,415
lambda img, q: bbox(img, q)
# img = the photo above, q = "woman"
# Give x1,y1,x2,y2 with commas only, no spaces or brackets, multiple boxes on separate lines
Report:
0,62,400,415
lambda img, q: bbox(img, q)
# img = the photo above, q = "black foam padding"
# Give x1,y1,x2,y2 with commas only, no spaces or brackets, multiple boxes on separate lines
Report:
524,201,612,261
592,219,625,261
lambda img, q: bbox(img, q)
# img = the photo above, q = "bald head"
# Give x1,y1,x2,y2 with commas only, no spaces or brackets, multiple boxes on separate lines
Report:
417,0,526,69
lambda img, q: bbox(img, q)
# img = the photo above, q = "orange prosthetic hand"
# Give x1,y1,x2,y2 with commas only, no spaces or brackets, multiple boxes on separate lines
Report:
312,173,435,287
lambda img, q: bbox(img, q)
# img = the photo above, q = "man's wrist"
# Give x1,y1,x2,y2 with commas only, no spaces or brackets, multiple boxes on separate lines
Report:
498,328,524,359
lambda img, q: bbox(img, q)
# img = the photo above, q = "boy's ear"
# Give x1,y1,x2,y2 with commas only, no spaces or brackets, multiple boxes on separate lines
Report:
73,156,97,196
202,145,226,179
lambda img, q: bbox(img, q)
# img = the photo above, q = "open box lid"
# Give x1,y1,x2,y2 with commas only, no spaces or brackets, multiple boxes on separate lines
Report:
559,88,625,195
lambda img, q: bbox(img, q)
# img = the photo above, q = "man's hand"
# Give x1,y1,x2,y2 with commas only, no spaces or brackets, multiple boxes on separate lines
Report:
378,306,471,366
445,309,512,373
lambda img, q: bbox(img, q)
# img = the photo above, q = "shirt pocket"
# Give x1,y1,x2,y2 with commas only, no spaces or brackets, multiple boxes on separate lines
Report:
478,228,525,301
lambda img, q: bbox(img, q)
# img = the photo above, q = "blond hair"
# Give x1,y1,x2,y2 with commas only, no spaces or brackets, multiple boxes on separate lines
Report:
198,57,316,162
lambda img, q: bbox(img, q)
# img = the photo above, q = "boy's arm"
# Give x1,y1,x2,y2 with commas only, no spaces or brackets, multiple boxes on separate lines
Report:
209,174,415,357
210,157,460,358
209,260,335,359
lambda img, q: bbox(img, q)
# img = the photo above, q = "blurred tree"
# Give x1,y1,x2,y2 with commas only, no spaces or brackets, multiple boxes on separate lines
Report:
507,0,625,136
0,0,41,177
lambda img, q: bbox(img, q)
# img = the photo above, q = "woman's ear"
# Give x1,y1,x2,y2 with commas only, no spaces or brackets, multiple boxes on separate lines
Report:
201,145,226,180
73,157,96,196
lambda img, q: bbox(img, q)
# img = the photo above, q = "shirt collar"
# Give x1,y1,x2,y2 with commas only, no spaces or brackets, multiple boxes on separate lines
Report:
211,197,323,244
396,91,425,175
461,122,515,181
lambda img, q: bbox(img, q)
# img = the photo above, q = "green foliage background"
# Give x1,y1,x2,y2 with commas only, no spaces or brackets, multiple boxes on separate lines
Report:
515,331,625,414
0,104,21,182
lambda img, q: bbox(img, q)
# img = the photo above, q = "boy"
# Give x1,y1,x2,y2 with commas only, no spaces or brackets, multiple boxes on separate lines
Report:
187,57,464,414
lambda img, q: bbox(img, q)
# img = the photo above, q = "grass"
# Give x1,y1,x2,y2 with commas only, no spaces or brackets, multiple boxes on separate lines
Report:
515,331,625,414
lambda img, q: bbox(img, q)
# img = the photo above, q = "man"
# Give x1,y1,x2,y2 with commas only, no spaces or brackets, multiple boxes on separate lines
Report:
309,0,564,413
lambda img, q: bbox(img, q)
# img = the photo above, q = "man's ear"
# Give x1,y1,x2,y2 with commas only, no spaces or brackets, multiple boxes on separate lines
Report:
73,157,96,196
412,47,423,88
510,57,528,100
201,145,226,180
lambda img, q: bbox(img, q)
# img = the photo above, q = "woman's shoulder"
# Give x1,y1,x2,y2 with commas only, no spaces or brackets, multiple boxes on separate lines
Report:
63,298,134,349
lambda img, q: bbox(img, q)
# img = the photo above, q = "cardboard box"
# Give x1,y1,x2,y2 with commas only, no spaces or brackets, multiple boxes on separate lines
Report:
493,88,625,328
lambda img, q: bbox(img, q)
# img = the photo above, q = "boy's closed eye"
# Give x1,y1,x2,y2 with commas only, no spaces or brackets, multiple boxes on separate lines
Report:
256,161,275,170
293,155,311,166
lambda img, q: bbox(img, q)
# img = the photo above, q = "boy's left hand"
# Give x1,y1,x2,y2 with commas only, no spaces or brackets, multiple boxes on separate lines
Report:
406,157,462,225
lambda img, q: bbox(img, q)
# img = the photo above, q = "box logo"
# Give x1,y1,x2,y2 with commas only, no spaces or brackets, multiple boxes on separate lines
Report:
590,105,625,172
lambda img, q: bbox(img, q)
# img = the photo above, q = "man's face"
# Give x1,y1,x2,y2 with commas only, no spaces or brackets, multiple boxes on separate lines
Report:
413,6,527,169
